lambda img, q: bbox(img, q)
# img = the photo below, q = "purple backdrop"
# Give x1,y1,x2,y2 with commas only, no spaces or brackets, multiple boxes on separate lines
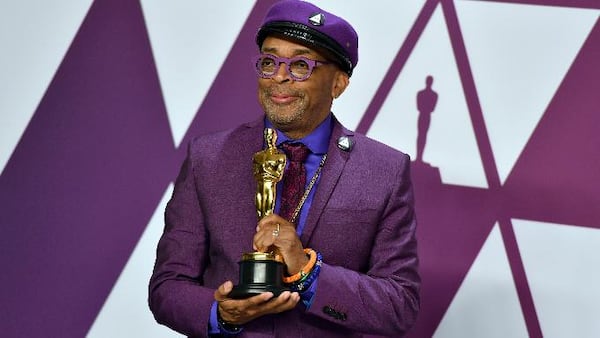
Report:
0,0,598,337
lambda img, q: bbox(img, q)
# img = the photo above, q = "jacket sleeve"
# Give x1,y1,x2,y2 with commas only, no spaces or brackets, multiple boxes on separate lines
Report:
148,141,213,337
306,153,420,336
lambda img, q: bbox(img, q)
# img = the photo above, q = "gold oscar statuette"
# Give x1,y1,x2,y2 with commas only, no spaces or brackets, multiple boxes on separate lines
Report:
229,128,288,299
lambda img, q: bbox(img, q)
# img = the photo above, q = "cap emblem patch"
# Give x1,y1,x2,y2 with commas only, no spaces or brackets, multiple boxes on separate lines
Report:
308,13,325,26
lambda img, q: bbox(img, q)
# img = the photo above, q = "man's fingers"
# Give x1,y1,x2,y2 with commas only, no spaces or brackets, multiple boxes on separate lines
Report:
218,292,276,324
214,280,233,301
245,292,275,306
217,290,301,325
218,291,274,314
253,227,277,252
265,291,300,313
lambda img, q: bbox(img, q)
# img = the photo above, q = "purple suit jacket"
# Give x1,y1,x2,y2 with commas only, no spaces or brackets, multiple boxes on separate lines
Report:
149,116,420,337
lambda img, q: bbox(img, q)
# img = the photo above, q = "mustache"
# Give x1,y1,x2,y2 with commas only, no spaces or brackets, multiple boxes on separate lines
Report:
263,86,302,97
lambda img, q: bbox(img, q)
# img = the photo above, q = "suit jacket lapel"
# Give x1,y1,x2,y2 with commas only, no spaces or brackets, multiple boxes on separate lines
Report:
301,118,353,245
227,117,265,233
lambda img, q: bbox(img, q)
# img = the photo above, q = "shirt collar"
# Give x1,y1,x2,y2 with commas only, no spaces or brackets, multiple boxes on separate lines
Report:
264,114,332,155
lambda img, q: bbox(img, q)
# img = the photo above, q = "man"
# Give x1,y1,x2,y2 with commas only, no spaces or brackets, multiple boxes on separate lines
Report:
149,1,420,337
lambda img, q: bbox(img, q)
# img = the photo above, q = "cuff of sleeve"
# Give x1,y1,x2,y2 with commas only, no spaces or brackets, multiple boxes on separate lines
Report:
300,277,319,310
216,303,243,336
209,301,243,336
208,301,221,335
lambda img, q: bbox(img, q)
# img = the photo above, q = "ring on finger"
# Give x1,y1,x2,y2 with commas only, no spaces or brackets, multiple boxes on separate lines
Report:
272,223,280,237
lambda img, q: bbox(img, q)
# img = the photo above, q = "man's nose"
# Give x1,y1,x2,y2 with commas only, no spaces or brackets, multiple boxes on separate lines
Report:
272,63,291,82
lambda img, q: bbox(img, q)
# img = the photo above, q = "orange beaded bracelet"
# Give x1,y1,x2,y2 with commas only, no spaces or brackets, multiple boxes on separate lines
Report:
282,248,317,284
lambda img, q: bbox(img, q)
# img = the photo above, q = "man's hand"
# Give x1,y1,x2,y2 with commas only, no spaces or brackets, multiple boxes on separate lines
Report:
253,214,309,275
214,281,300,325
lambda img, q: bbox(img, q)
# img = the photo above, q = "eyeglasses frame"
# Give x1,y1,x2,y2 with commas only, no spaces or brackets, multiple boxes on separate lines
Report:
253,53,331,82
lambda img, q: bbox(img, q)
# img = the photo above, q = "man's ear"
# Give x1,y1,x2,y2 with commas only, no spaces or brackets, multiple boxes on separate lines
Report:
331,71,350,99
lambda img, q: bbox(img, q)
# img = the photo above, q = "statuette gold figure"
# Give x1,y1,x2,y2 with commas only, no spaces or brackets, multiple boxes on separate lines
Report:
253,128,286,220
230,128,288,299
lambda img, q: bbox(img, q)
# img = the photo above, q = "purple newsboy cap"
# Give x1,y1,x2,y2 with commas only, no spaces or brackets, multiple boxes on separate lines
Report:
256,0,359,76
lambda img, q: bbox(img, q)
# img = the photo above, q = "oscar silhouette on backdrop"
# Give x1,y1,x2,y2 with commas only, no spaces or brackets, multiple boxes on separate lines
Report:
416,75,438,163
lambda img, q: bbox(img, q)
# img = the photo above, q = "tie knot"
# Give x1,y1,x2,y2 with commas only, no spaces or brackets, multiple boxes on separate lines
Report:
281,142,310,163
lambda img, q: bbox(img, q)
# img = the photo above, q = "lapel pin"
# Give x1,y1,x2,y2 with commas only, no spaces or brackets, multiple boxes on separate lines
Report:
337,136,353,152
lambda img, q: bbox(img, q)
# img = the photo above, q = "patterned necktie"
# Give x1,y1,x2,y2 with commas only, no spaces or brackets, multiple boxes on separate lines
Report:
279,142,310,223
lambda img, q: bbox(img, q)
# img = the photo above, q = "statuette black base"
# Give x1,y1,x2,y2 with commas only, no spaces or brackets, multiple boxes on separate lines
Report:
229,254,287,299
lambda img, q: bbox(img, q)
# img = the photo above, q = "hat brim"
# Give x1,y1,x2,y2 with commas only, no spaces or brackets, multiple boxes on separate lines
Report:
257,21,353,76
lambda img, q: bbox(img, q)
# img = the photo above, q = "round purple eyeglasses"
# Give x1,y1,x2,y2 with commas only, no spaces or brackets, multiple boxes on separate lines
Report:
253,54,330,82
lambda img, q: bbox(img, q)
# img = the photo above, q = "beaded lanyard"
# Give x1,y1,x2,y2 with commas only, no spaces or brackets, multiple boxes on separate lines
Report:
288,154,327,224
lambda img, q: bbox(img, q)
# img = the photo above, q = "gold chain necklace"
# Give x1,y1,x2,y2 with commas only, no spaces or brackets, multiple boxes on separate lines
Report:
289,154,327,224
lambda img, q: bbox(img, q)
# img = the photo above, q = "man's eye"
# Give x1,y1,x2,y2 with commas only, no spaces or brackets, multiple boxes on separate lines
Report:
261,59,275,67
292,60,309,69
